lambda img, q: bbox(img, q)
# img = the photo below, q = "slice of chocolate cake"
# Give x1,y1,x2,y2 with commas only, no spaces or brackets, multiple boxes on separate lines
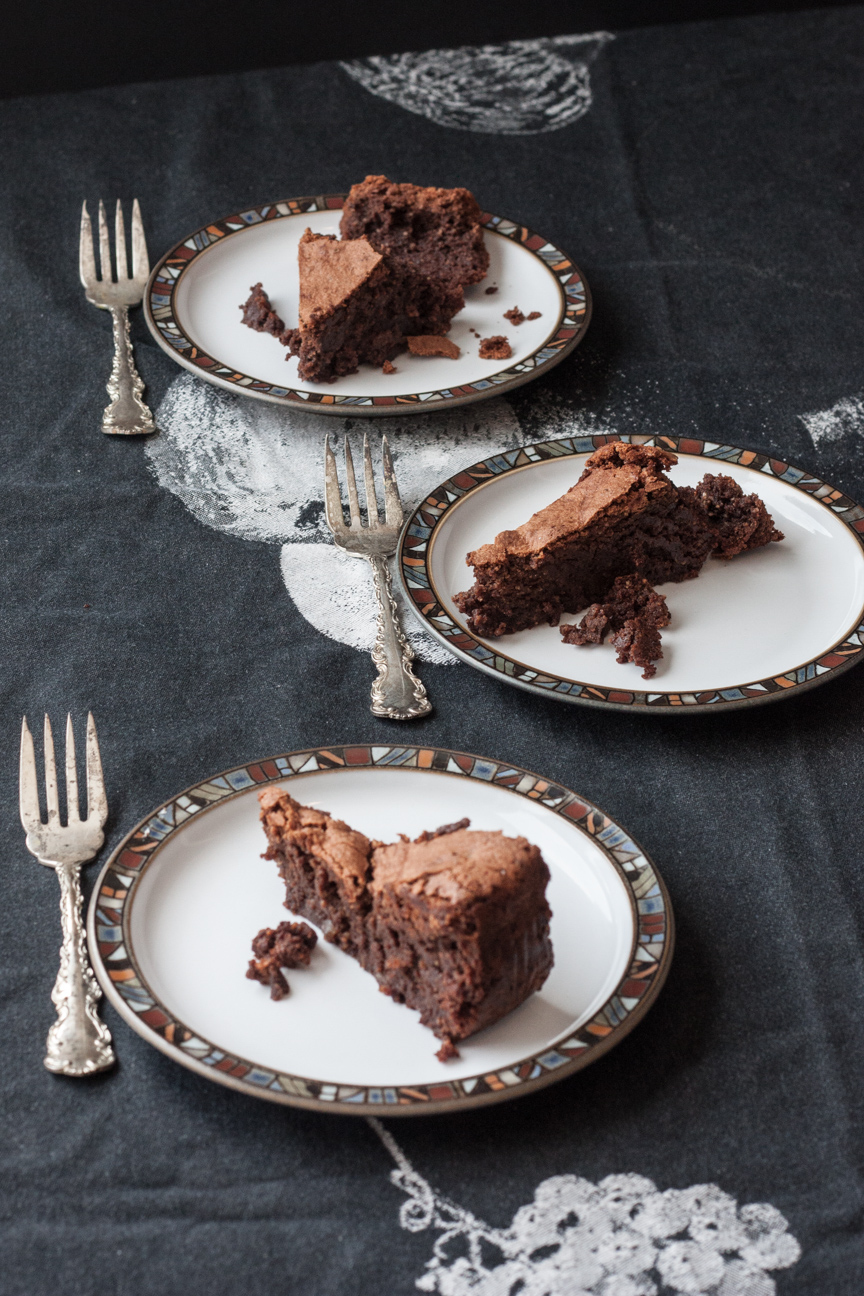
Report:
367,823,553,1057
281,230,402,383
340,174,490,293
454,442,783,640
280,229,466,383
257,788,554,1058
258,787,372,959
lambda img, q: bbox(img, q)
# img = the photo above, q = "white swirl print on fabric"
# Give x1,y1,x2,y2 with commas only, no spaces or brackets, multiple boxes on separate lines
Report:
799,393,864,447
367,1119,801,1296
340,33,613,135
148,373,522,664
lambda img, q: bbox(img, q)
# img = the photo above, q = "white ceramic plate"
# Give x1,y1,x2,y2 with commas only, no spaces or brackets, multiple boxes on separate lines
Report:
399,435,864,712
88,745,672,1115
144,194,589,415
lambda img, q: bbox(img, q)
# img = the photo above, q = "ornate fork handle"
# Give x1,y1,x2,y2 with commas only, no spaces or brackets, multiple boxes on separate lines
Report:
45,861,115,1076
368,556,432,720
104,305,156,436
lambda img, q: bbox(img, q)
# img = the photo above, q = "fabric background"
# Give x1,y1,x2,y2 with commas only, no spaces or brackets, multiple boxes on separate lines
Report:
0,7,863,1292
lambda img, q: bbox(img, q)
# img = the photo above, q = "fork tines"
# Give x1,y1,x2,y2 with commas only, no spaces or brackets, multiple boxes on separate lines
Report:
324,433,403,533
79,198,149,290
19,713,108,830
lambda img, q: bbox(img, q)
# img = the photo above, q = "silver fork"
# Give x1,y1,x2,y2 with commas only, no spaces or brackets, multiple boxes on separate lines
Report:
324,433,432,720
79,199,156,436
19,713,115,1075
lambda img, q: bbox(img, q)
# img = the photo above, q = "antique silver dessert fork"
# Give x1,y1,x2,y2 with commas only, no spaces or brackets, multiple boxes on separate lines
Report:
324,433,432,720
79,199,156,436
19,714,115,1075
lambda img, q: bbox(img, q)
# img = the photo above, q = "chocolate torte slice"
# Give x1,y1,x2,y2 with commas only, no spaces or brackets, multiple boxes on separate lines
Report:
258,787,372,959
281,230,405,382
280,228,469,382
257,788,554,1057
367,823,553,1056
340,174,490,296
454,442,783,639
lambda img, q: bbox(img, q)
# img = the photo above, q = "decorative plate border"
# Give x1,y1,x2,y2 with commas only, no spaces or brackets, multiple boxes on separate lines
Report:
87,744,672,1116
399,434,864,712
143,194,590,415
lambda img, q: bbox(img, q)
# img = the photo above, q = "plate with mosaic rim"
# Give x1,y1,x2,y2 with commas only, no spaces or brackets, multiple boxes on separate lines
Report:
398,434,864,713
144,194,589,416
88,745,672,1116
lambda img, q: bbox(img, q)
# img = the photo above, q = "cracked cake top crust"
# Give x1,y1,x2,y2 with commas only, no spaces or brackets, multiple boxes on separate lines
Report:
258,785,371,897
370,827,547,907
469,444,679,567
296,230,385,326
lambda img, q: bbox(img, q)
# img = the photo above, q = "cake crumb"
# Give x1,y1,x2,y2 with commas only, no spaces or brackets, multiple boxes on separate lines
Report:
407,335,460,359
479,335,512,360
382,359,396,374
436,1037,460,1062
561,574,670,680
246,920,318,1000
484,285,498,294
240,282,287,338
503,307,542,325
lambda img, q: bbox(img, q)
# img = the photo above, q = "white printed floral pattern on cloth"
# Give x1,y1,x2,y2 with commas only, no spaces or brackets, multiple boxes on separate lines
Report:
148,373,522,663
341,34,613,135
369,1120,801,1296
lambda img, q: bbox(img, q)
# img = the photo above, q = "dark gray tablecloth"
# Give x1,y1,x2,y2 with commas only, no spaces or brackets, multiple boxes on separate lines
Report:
1,8,863,1293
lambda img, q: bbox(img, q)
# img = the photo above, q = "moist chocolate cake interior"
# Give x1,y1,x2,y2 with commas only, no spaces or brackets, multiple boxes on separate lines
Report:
340,174,489,291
